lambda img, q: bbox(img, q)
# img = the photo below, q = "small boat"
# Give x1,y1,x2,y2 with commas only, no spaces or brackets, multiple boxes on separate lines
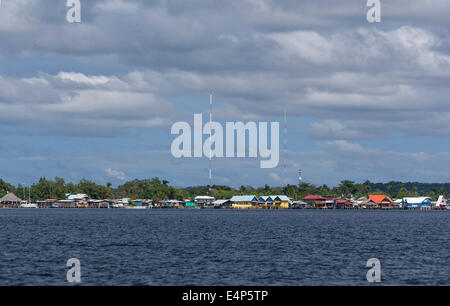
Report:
19,183,37,208
20,202,38,208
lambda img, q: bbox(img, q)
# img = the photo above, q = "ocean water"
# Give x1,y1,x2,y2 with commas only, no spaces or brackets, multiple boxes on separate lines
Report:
0,209,448,286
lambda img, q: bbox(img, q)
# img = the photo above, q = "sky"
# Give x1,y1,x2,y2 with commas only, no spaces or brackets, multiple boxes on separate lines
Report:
0,0,449,188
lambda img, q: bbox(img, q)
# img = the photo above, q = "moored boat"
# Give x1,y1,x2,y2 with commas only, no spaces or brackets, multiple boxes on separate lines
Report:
19,202,38,208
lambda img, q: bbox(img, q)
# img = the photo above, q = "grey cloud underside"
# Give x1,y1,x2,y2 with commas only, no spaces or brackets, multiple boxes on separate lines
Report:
1,0,449,137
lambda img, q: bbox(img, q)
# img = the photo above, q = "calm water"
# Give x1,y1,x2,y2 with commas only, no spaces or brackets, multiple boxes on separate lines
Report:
0,209,448,286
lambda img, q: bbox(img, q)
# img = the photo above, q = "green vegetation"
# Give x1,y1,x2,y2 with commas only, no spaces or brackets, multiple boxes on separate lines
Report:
0,179,15,198
1,177,448,201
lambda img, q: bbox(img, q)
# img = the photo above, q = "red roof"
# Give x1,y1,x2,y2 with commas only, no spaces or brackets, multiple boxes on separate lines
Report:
368,195,392,204
303,195,328,200
336,199,353,204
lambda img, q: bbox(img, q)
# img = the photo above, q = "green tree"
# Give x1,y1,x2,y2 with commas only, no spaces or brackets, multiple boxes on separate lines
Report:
0,179,15,198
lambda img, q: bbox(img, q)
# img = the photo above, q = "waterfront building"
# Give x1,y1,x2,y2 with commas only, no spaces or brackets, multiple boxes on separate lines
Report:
66,193,89,201
303,195,328,209
368,195,393,208
325,197,335,209
161,200,183,208
392,199,404,209
256,195,290,209
56,199,76,208
335,199,355,209
88,200,109,208
258,196,271,208
291,200,308,209
270,195,291,208
230,195,257,209
194,196,216,208
108,200,118,208
402,197,432,209
36,199,58,208
117,198,129,207
184,201,198,208
129,199,153,207
212,199,232,209
0,192,22,208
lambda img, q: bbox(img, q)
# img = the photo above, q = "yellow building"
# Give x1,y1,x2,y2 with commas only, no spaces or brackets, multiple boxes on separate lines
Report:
258,196,271,208
273,195,291,208
230,195,258,209
257,195,291,209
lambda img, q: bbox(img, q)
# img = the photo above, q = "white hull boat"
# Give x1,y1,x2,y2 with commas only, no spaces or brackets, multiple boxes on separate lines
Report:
20,203,38,208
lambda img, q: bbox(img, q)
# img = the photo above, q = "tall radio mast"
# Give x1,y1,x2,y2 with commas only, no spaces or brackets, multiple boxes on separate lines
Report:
209,91,213,192
284,110,287,185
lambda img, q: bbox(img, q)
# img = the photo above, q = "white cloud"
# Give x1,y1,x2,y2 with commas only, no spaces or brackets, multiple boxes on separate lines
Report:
0,71,176,134
267,31,334,65
105,168,126,180
268,172,281,182
309,120,370,140
0,1,449,186
57,72,111,86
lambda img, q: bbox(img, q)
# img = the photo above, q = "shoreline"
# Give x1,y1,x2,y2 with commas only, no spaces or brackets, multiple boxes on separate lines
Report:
0,207,448,211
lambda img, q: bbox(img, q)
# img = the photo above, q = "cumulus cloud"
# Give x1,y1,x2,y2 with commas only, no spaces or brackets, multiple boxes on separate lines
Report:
309,120,373,140
105,168,126,180
0,71,176,135
268,172,281,182
0,0,449,186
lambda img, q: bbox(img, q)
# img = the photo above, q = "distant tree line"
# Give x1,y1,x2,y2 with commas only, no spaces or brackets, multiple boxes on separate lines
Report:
0,178,448,201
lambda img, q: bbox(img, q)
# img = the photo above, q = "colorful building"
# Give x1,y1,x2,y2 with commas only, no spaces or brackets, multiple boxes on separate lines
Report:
402,197,432,209
271,195,291,208
303,195,328,209
335,199,355,209
184,202,197,208
230,195,257,209
258,196,273,208
368,195,393,208
255,195,291,208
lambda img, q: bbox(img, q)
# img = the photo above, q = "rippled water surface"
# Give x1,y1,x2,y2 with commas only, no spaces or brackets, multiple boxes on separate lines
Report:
0,209,448,285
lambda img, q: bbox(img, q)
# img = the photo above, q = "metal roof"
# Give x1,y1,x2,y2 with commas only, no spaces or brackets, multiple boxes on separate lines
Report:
402,197,431,204
194,196,215,200
67,193,89,200
230,195,257,202
271,195,290,201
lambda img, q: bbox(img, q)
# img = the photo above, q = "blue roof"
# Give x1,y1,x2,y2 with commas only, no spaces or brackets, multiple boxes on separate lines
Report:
270,195,290,201
258,196,273,202
230,195,257,202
